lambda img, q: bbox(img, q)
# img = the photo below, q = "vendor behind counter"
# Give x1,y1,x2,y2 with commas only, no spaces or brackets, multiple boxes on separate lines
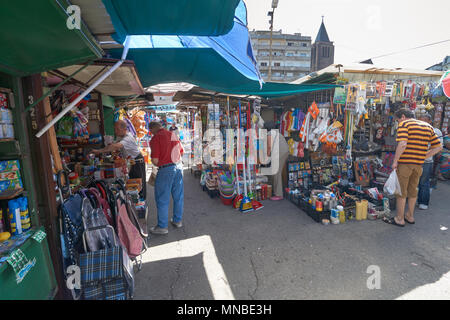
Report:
92,120,146,200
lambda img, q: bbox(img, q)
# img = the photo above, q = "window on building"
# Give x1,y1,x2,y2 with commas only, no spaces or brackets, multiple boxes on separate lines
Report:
286,52,294,57
287,72,294,77
274,62,281,67
322,47,330,58
287,42,295,47
300,53,307,57
260,62,268,67
302,43,307,47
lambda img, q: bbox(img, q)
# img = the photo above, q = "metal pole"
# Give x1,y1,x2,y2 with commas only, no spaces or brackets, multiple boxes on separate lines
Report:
268,8,275,81
35,37,131,138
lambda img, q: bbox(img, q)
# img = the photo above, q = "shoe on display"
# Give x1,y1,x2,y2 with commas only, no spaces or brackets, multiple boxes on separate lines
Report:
149,226,169,235
171,219,183,228
418,204,428,210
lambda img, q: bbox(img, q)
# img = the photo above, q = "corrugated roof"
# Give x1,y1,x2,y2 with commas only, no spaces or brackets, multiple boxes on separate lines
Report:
291,63,444,85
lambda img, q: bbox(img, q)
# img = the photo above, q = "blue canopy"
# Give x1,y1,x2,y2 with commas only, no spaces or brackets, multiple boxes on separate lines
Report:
109,1,339,97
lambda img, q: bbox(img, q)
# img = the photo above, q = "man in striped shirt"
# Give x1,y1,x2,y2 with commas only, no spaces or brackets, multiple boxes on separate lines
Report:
384,109,442,227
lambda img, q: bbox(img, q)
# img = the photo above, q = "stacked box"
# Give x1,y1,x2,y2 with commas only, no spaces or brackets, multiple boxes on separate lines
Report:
0,160,23,193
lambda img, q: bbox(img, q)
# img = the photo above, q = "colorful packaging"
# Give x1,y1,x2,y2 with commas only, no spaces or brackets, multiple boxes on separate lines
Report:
0,160,20,172
0,178,23,193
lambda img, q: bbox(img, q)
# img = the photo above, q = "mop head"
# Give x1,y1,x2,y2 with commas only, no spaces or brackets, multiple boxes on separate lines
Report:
240,196,254,213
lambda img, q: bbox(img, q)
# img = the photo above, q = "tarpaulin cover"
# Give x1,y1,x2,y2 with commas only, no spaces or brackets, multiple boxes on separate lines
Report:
109,1,339,97
103,0,241,42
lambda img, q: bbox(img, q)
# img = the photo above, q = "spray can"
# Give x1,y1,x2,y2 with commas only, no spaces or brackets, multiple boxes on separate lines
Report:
8,199,22,235
19,197,31,232
337,205,345,224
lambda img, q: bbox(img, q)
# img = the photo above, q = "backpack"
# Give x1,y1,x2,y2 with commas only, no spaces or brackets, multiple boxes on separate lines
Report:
115,189,144,259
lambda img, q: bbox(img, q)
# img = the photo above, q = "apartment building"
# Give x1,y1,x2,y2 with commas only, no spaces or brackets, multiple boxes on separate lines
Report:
250,30,312,82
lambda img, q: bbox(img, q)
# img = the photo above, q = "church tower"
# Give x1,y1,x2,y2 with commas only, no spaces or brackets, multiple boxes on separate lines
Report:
311,17,334,72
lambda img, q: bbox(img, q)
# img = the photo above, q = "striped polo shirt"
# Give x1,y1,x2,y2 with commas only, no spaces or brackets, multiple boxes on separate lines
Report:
396,119,441,166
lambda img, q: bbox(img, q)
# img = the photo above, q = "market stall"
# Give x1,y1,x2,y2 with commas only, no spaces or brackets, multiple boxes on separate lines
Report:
0,74,58,299
180,63,447,226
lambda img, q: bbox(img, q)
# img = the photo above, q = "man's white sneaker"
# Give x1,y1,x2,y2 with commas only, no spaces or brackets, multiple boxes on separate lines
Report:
419,204,428,210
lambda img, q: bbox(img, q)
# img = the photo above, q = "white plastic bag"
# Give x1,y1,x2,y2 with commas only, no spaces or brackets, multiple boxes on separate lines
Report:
383,170,402,196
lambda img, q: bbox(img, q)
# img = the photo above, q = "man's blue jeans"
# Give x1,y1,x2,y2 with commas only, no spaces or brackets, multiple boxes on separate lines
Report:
154,165,184,228
418,162,433,206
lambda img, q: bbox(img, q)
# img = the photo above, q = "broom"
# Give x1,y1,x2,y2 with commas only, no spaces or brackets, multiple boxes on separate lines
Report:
240,150,253,213
233,100,244,209
239,101,253,213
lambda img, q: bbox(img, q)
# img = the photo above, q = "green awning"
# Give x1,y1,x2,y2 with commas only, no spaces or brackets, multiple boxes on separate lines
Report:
0,0,103,76
103,0,241,42
110,48,338,98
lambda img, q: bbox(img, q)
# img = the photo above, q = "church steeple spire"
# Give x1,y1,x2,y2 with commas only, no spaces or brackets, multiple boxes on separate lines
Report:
315,16,330,43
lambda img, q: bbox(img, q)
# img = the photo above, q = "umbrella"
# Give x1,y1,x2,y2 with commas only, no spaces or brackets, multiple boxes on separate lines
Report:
439,70,450,99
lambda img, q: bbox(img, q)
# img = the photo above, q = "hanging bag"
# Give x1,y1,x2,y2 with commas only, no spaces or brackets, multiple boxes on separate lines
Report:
79,227,128,300
115,189,144,259
89,187,114,226
383,170,402,197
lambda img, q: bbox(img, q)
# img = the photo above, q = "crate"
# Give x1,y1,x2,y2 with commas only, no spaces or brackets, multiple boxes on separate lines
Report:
307,207,331,223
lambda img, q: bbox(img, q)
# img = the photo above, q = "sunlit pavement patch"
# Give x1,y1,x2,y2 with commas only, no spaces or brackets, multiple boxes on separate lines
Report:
140,235,235,300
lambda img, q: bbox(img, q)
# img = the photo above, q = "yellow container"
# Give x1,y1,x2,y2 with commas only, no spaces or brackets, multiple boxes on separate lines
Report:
361,200,368,220
356,200,368,221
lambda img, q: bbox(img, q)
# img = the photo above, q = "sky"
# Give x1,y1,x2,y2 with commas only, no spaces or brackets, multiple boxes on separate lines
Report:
244,0,450,70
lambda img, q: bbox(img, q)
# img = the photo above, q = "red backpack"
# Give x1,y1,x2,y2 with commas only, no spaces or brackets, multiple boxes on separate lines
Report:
115,189,144,259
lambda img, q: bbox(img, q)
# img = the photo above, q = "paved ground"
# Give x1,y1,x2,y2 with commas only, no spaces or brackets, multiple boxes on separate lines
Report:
134,171,450,300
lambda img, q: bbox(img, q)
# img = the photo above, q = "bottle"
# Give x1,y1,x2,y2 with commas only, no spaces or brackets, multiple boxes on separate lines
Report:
338,205,345,224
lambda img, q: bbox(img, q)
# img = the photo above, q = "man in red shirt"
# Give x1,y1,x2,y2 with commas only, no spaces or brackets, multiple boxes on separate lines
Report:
148,122,184,234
